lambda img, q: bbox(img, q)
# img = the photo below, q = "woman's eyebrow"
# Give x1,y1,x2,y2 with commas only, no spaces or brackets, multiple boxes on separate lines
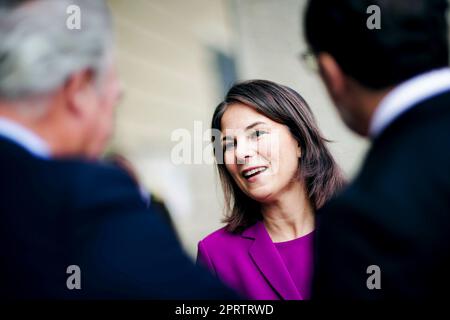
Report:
221,121,268,141
245,121,266,130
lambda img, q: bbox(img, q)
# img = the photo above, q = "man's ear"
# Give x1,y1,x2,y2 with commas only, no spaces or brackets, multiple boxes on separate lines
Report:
63,69,95,117
317,53,347,103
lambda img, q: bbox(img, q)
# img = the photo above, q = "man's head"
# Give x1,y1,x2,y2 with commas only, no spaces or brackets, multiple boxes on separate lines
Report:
0,0,121,158
304,0,449,135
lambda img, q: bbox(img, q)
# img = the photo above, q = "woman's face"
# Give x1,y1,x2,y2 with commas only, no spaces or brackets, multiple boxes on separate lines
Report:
220,103,302,203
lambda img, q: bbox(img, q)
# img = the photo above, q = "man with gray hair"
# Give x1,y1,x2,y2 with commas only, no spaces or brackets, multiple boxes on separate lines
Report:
0,0,237,299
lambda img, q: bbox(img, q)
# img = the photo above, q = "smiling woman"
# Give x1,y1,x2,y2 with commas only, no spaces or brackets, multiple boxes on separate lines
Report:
197,80,346,300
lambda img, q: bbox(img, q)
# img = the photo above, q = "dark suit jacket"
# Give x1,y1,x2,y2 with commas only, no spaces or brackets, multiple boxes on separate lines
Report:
0,136,237,299
313,90,450,300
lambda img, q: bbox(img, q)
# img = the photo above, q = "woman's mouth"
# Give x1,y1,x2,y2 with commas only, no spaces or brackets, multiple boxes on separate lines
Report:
241,166,268,180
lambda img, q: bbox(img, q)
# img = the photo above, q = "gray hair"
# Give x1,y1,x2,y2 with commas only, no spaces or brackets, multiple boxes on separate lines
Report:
0,0,113,100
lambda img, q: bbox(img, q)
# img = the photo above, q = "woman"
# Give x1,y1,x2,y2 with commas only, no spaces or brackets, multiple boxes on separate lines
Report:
197,80,345,300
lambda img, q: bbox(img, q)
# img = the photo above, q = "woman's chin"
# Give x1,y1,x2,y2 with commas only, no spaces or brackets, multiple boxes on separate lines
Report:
248,190,275,203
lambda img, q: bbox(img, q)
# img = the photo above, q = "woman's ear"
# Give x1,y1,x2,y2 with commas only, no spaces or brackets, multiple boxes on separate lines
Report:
297,144,302,158
317,52,346,104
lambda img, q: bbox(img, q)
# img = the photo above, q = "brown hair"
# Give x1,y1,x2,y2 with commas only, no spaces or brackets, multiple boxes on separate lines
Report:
211,80,346,233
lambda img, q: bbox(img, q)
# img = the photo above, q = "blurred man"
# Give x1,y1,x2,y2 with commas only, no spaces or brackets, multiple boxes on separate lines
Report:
304,0,450,299
104,152,181,242
0,0,237,299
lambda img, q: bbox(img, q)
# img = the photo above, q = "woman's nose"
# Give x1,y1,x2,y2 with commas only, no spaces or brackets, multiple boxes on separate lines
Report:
235,139,255,164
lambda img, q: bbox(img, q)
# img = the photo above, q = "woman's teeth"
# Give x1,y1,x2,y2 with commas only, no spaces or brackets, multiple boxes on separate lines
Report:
243,167,267,179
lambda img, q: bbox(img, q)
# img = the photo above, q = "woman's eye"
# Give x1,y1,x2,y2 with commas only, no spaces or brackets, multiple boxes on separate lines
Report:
223,141,235,151
251,130,268,139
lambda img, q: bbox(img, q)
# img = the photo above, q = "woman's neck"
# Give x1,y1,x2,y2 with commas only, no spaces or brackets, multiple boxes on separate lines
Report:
261,181,314,243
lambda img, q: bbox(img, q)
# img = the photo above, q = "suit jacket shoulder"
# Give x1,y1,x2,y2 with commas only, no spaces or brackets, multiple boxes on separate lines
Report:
0,138,238,299
313,91,450,300
197,226,246,272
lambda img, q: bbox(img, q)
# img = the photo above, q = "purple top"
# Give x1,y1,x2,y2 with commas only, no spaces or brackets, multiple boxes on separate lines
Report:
274,231,314,300
197,221,315,300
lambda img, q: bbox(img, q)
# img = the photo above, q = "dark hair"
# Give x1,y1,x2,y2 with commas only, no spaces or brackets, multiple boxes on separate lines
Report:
304,0,449,89
212,80,346,233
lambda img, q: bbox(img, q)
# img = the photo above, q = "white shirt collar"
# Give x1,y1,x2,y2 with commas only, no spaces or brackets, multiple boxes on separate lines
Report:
370,67,450,137
0,117,51,159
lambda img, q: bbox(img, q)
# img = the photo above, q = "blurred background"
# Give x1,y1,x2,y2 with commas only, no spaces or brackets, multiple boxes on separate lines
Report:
107,0,368,257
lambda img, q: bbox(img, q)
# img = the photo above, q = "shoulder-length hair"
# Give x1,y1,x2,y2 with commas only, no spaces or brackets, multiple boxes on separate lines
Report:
211,80,346,233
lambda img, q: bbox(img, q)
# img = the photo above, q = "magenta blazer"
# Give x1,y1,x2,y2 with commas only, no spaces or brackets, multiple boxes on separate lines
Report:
197,221,304,300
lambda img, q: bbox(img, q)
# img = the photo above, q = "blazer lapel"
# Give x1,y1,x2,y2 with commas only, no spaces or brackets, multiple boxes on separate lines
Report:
242,221,302,300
